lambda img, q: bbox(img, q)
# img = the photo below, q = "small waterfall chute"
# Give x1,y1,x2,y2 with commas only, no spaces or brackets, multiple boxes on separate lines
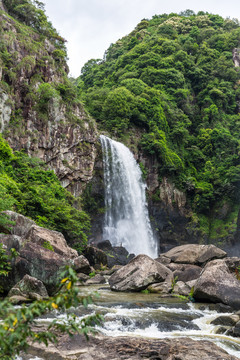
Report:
100,135,158,258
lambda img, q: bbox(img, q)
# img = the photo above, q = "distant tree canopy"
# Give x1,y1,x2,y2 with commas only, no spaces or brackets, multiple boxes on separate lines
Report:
77,11,240,227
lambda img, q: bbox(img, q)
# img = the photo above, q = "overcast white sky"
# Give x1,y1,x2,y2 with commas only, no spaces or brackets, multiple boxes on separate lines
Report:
42,0,240,78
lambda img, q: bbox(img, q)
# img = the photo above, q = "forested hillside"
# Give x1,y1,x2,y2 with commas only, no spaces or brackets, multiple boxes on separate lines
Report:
78,10,240,244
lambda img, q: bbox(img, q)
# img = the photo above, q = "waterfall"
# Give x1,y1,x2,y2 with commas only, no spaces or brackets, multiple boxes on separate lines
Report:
100,135,158,258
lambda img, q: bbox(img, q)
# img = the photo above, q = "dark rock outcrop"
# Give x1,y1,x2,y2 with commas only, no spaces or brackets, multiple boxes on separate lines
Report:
210,315,239,327
83,245,108,269
109,254,173,291
96,240,135,267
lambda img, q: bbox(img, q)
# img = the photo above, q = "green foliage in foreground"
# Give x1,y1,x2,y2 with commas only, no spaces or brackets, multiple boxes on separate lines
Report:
0,267,103,359
78,10,240,238
0,134,90,251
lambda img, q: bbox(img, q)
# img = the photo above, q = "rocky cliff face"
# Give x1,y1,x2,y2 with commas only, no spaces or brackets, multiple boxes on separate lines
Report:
140,155,199,252
0,7,98,196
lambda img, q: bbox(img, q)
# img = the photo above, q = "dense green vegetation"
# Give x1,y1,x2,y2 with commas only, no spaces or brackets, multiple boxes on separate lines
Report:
0,134,90,250
78,10,240,240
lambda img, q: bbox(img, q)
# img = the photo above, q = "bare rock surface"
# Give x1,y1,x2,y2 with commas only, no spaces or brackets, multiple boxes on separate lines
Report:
194,259,240,309
23,225,78,259
162,244,226,265
109,254,173,291
22,333,239,360
1,211,36,236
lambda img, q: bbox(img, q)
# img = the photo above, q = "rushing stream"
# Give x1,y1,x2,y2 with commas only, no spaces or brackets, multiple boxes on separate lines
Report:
100,135,157,258
28,284,240,359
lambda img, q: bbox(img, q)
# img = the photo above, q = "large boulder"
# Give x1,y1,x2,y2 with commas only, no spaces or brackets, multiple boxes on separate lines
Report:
8,274,48,302
162,244,226,265
0,220,79,295
1,211,36,236
194,259,240,309
14,242,70,295
23,225,78,259
109,254,173,291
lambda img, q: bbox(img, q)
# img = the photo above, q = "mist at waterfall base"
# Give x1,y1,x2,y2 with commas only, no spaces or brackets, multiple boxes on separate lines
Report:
100,135,158,258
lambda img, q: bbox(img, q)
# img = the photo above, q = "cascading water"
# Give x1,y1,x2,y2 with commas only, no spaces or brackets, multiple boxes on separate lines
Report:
100,135,158,258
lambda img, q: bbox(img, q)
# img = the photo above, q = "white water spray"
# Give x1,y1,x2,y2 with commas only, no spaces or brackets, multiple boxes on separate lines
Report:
100,135,158,258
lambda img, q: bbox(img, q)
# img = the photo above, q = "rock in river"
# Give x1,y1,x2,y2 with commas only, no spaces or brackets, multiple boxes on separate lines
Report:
109,254,173,291
194,259,240,309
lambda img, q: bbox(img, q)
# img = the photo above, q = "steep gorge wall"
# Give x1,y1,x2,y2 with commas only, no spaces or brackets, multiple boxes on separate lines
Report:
0,7,98,196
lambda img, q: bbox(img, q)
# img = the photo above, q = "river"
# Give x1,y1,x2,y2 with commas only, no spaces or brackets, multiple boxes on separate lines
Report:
19,283,240,359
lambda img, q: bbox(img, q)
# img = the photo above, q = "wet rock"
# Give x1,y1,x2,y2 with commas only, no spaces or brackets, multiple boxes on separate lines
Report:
73,255,91,274
109,254,173,292
109,246,135,268
211,315,239,326
229,321,240,337
194,259,240,309
208,303,233,313
96,240,112,251
162,244,226,265
167,263,202,282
